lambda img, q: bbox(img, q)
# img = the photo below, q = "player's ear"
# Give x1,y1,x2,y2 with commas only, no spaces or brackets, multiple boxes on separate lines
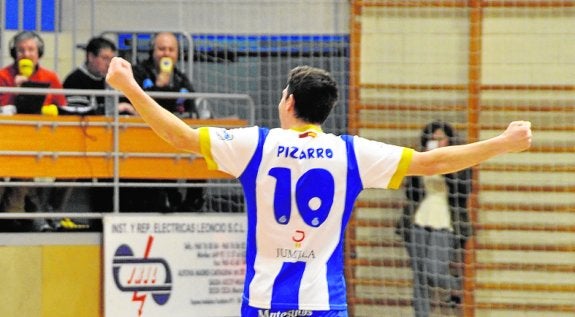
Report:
285,94,295,112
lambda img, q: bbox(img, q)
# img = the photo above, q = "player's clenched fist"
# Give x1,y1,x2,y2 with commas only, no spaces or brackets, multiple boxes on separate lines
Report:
501,121,532,153
106,57,136,92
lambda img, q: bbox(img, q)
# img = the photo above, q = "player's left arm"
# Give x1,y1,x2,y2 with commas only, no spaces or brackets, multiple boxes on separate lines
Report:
407,121,532,176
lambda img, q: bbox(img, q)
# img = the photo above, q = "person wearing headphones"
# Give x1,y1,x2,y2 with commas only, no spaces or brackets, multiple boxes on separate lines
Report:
0,31,67,231
0,31,66,113
132,32,199,118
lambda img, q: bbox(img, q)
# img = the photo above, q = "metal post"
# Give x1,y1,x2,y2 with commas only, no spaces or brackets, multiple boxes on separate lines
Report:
17,0,23,30
71,0,77,66
112,94,120,213
53,0,60,72
90,0,95,37
0,0,4,67
36,0,41,31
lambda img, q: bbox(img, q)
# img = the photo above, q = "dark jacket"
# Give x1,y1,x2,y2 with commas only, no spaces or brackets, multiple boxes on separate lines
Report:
61,64,106,115
396,168,473,247
132,59,198,117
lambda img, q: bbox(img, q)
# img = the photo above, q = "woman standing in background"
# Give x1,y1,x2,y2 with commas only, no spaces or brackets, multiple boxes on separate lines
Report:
397,121,473,317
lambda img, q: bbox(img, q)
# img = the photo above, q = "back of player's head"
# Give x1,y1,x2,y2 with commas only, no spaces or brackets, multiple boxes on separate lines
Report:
420,120,458,148
9,31,45,59
86,37,116,58
286,65,338,124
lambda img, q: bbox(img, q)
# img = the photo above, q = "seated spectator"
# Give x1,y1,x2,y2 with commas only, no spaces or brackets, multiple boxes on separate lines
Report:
132,32,200,118
44,36,135,229
0,31,66,112
62,36,136,116
0,31,67,231
123,32,206,212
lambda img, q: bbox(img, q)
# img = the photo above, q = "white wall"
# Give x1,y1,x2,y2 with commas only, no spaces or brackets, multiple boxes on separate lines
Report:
61,0,349,35
2,0,349,78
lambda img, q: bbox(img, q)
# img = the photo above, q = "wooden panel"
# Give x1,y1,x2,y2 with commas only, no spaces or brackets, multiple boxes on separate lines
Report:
0,246,42,317
0,155,232,179
0,118,113,152
42,246,102,317
0,115,246,179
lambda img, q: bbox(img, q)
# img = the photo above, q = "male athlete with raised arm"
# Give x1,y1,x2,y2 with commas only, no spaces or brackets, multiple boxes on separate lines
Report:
106,57,531,317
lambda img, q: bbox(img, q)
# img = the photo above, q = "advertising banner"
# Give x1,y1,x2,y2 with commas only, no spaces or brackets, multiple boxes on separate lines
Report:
103,214,246,317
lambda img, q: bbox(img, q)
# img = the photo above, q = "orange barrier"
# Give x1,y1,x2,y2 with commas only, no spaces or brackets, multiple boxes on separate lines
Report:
0,114,247,179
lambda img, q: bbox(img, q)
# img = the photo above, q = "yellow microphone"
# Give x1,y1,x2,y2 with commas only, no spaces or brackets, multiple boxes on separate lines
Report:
18,58,34,78
159,57,173,74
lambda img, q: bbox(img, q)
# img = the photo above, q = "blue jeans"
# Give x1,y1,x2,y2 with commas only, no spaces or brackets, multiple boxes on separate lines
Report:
406,225,461,317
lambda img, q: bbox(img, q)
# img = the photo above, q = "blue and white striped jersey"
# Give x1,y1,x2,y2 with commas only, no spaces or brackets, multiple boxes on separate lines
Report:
199,125,413,312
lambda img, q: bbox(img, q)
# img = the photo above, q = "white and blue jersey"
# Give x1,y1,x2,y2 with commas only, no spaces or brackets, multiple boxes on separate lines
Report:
199,125,413,313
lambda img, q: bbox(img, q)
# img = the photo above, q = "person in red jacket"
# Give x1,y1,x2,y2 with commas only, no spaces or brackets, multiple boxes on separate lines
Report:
0,31,66,231
0,30,66,112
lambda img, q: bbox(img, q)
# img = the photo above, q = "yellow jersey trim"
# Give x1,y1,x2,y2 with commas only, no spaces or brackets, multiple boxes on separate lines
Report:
388,148,414,189
290,124,323,133
198,127,217,170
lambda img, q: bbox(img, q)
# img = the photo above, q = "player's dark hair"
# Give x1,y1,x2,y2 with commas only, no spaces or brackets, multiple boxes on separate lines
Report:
420,120,459,149
286,65,338,124
85,37,116,58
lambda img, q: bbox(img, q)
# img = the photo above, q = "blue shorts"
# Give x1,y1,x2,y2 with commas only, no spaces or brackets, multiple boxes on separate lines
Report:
241,303,348,317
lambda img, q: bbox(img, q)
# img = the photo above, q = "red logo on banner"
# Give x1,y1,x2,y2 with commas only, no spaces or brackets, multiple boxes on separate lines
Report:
112,235,172,317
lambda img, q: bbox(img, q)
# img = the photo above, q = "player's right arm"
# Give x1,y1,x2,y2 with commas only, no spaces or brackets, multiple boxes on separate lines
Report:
106,57,201,154
407,121,532,176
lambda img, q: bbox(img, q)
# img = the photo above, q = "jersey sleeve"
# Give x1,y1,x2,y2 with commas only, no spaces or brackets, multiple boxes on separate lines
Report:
353,135,414,189
198,126,260,177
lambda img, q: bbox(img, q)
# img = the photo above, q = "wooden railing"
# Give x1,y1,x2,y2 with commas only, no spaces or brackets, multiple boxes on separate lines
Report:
346,101,575,316
0,114,249,217
348,1,575,316
0,114,245,180
0,87,253,217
